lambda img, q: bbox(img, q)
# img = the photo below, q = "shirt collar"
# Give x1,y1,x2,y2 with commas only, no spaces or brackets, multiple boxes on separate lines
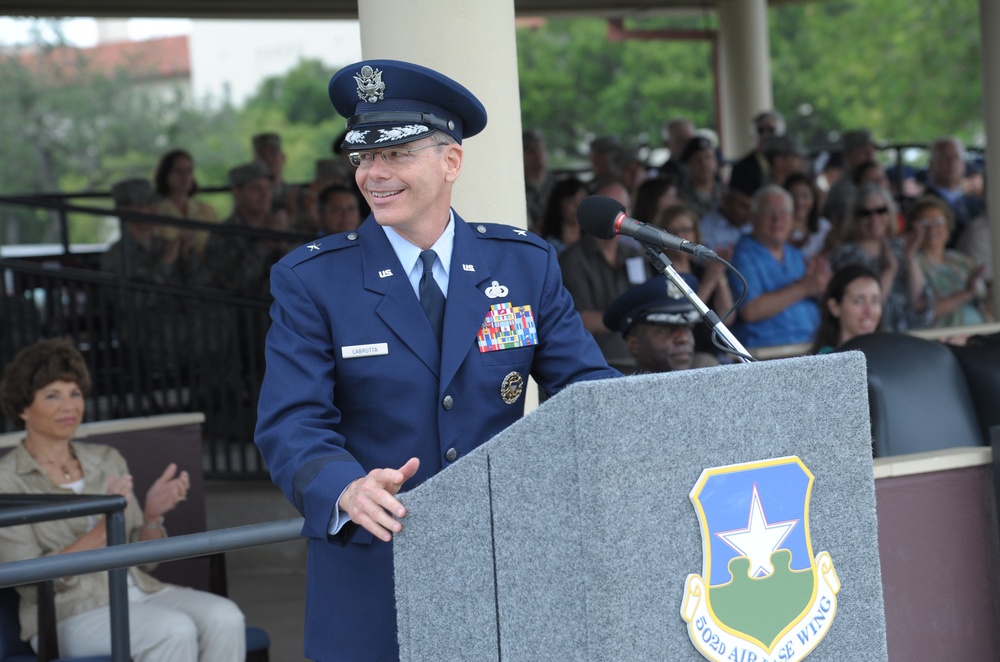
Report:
382,210,455,279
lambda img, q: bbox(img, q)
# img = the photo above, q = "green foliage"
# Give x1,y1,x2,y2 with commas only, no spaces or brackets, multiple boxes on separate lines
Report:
245,58,339,126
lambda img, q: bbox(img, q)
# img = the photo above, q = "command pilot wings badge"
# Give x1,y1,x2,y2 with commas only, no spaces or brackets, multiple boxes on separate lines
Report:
681,457,840,662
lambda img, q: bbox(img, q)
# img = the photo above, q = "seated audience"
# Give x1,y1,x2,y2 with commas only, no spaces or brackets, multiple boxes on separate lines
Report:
829,182,934,331
652,205,733,323
523,129,554,233
810,264,883,354
560,181,648,370
0,339,246,662
292,158,350,235
619,146,650,203
699,184,753,253
761,134,806,188
678,136,723,219
153,149,220,257
316,183,363,236
784,173,832,259
631,175,680,224
102,179,200,286
252,132,297,221
603,273,719,373
729,110,786,196
851,160,905,234
912,196,992,327
659,117,696,185
923,136,983,246
823,129,878,226
202,163,284,300
727,185,830,348
587,136,625,193
539,176,589,254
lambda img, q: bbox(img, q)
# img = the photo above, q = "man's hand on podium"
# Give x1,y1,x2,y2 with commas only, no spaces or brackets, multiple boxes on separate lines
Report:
339,457,421,542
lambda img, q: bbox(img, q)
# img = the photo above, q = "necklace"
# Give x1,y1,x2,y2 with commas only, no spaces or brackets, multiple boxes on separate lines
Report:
25,443,77,482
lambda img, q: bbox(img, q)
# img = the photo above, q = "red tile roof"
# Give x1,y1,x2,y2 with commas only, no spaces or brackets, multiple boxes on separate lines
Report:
14,35,190,83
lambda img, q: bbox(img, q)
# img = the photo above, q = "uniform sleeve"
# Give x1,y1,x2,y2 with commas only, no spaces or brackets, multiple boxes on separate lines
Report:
531,243,620,395
254,262,367,542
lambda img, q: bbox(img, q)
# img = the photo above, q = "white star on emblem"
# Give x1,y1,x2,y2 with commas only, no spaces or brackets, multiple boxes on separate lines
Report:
716,484,798,578
307,243,321,251
513,229,527,236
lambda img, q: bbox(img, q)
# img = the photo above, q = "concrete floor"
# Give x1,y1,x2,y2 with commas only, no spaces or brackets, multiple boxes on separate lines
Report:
205,480,310,661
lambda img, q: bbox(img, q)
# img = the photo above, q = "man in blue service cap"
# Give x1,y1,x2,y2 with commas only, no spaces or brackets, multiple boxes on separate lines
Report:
254,60,618,661
604,273,719,373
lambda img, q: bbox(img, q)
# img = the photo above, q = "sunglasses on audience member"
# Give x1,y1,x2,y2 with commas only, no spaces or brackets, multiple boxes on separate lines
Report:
856,206,890,218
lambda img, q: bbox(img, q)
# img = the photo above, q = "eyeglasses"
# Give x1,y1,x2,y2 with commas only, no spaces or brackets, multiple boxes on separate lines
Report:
856,206,890,218
918,217,948,227
348,143,448,168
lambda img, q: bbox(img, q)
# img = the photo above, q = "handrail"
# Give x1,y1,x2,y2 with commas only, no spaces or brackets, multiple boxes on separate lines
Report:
0,518,304,588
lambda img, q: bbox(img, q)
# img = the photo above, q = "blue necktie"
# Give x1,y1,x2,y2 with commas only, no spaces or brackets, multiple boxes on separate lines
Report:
419,249,445,342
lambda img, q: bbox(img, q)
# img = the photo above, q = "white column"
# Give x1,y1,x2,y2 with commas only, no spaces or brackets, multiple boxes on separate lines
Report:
357,1,526,228
716,0,773,160
979,0,1000,315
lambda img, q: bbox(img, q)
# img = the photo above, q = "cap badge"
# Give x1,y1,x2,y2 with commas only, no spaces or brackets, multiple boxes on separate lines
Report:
354,65,385,104
666,280,684,300
500,372,524,405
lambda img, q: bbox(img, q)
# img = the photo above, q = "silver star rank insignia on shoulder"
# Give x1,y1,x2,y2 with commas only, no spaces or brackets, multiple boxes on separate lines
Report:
307,243,321,251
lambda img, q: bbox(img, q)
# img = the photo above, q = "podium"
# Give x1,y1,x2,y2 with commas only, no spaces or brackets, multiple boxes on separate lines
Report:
394,353,888,661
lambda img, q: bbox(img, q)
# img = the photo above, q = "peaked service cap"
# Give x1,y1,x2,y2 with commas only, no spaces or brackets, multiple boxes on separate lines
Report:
329,59,487,150
603,273,702,337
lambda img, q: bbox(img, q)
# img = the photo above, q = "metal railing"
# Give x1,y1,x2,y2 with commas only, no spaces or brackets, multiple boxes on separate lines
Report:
0,494,303,662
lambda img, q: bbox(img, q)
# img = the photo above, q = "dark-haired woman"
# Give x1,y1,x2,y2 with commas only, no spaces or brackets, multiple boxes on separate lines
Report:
0,339,245,661
539,176,588,254
810,264,883,354
153,149,219,257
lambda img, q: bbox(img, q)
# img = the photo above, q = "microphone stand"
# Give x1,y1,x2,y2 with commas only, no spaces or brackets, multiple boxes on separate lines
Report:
642,246,755,364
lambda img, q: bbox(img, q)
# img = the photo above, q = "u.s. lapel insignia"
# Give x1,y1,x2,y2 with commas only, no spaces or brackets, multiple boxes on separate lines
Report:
500,372,524,405
354,65,385,103
484,281,509,299
681,456,839,662
307,243,321,252
378,269,393,278
463,264,476,272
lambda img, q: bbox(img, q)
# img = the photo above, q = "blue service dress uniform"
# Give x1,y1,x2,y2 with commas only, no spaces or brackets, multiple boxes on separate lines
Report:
255,211,618,661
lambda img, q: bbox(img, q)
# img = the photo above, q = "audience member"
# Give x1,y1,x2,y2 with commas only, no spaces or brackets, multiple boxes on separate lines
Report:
727,185,830,348
523,129,554,233
677,136,723,218
784,173,832,259
956,211,994,283
316,183,363,236
560,180,647,370
588,136,624,193
330,128,371,219
539,176,588,254
762,134,807,188
619,146,650,203
102,179,201,286
924,137,982,246
252,132,297,221
699,185,753,253
631,175,680,224
823,129,878,226
828,182,934,331
660,117,696,184
603,273,719,373
292,158,350,235
0,339,246,662
153,149,220,257
810,264,883,354
202,163,283,300
912,196,992,327
729,110,786,196
652,205,734,323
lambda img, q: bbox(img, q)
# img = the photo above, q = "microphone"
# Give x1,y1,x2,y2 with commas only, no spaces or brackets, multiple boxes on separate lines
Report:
576,195,720,261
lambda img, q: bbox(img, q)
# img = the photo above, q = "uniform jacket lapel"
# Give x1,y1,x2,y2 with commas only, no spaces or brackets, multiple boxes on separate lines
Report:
441,214,493,388
358,219,441,377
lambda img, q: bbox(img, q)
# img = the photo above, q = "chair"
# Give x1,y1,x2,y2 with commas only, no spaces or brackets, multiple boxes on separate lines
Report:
948,333,1000,441
838,332,985,457
0,583,110,662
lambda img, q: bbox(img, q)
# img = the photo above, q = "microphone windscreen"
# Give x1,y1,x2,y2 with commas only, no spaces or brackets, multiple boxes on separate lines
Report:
576,195,625,240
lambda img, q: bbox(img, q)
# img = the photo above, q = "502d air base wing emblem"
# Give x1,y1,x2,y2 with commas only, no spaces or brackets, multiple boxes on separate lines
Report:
681,457,840,662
